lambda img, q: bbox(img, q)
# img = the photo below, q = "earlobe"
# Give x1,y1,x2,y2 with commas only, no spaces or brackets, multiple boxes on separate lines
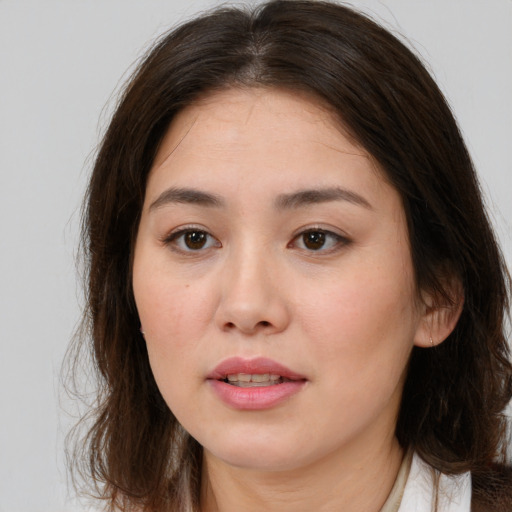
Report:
414,281,464,348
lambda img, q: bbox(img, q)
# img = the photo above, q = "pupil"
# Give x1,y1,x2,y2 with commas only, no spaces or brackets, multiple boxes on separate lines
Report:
304,231,325,250
185,231,206,249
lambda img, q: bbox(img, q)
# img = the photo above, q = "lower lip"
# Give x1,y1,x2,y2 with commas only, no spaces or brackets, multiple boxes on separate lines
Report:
208,379,306,410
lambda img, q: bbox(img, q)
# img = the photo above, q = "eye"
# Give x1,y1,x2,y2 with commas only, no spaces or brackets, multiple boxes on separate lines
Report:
165,228,220,252
292,229,348,252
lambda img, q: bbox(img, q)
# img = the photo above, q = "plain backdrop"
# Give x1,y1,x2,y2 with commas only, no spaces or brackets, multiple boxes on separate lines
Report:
0,1,511,511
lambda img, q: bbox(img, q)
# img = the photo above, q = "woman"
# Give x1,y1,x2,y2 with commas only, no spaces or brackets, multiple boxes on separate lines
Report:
71,1,512,510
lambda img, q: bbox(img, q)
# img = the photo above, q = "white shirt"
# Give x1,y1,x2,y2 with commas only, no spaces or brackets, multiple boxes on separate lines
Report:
397,453,472,512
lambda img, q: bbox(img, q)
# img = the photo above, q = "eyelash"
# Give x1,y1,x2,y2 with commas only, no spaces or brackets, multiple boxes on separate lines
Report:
162,226,350,254
163,226,221,253
289,228,350,253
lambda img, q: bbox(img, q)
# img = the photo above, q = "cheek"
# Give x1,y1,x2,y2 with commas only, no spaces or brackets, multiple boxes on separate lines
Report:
135,262,212,342
132,255,217,393
298,256,418,384
135,281,211,415
293,273,416,440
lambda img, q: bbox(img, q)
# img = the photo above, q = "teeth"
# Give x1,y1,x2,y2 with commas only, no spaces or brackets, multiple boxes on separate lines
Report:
228,373,251,382
226,373,282,386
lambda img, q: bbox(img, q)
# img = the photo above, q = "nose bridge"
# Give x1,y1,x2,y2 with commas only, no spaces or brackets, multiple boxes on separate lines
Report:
215,239,289,334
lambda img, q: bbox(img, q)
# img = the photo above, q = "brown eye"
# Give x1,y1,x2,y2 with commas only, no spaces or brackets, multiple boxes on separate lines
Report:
184,231,208,250
302,231,326,250
166,228,220,252
291,229,348,253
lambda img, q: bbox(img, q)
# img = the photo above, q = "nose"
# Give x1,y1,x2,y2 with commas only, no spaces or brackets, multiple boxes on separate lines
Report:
214,249,290,336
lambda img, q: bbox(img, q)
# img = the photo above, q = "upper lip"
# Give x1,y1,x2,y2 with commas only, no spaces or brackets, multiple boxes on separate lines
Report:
208,357,306,381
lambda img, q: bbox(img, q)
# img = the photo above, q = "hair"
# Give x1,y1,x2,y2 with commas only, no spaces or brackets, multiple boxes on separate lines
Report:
70,1,512,510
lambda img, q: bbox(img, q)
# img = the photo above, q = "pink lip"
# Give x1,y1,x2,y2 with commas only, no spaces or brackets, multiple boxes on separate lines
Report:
207,357,307,410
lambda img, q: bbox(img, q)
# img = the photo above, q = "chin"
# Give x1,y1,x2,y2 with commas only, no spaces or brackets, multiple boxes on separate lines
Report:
203,434,308,472
216,450,301,472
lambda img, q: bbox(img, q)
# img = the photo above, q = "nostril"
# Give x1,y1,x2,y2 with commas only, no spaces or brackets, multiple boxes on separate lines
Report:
224,320,271,331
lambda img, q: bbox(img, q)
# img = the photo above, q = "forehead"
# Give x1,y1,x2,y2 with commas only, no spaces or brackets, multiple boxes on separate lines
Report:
147,87,392,204
154,87,362,159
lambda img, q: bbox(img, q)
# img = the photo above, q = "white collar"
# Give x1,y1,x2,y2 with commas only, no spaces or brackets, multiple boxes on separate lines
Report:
397,453,472,512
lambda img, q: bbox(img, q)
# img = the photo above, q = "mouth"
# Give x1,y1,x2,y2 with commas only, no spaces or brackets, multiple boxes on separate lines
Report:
221,373,296,387
207,356,307,409
208,356,306,385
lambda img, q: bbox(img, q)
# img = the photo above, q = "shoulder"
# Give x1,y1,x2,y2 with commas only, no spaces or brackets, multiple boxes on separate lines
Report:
472,464,512,512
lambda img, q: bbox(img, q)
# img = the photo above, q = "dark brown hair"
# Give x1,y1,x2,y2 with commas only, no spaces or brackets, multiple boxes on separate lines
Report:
70,1,512,510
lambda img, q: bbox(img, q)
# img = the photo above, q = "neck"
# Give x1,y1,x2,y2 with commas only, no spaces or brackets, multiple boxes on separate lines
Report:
200,435,403,512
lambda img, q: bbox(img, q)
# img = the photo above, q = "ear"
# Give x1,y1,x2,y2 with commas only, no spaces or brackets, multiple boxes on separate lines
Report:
413,277,464,348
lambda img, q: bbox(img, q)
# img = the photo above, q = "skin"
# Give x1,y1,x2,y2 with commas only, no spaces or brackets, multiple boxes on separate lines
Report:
132,88,458,512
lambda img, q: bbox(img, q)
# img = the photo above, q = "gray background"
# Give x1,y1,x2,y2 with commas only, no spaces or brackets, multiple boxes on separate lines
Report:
0,1,511,511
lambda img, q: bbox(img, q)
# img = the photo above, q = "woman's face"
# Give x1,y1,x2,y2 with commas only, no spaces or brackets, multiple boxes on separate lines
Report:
133,88,428,471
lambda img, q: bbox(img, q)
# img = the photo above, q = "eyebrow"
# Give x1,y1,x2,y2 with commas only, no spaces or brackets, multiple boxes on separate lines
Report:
149,185,372,212
149,187,225,211
275,187,372,210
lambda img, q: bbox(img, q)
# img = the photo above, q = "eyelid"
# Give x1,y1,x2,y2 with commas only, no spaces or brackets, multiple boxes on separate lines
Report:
161,223,208,240
289,226,351,252
161,225,221,253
